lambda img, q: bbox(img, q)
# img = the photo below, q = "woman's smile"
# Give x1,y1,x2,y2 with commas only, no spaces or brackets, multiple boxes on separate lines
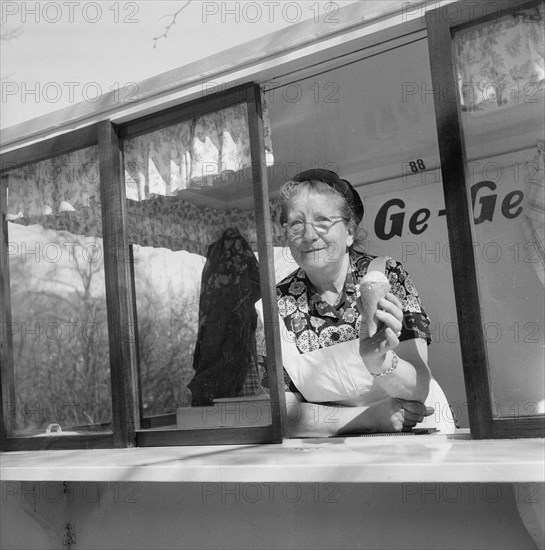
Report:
286,189,354,280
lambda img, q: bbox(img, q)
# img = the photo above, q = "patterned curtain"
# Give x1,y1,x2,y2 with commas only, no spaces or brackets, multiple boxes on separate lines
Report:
123,96,280,254
127,196,285,256
453,4,544,111
124,99,275,199
6,145,101,237
5,96,282,254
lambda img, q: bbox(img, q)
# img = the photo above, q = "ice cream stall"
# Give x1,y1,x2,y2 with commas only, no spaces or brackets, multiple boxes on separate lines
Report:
0,1,543,548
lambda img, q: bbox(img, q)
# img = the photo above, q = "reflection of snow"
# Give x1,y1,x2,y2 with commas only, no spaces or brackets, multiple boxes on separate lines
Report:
132,246,205,305
8,222,106,297
6,211,23,221
8,223,297,309
58,201,75,212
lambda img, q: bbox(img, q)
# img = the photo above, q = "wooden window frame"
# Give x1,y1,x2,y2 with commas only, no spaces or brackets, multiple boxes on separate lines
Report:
426,0,545,439
121,83,286,447
0,123,117,450
0,83,286,449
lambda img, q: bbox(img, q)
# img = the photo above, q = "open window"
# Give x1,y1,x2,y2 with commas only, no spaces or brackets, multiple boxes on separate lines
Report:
426,0,544,438
0,84,286,449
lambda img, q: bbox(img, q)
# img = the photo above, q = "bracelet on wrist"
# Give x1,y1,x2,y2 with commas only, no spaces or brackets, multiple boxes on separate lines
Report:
371,351,399,378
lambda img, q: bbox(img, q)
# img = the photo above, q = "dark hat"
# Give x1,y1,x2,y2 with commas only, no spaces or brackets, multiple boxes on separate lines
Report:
292,169,364,223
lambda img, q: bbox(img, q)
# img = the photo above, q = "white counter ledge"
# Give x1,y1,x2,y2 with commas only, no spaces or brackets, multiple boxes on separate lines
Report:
1,431,544,483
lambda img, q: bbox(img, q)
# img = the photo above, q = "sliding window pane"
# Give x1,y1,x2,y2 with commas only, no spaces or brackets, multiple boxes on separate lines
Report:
124,103,273,431
453,5,545,418
5,146,112,436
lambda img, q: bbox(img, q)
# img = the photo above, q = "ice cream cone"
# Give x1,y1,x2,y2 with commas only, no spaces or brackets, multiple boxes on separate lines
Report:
359,271,391,337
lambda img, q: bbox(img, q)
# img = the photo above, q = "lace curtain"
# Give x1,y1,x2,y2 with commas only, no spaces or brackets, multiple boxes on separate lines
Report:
124,100,275,199
453,4,544,110
126,196,284,256
6,145,102,237
5,96,284,254
123,97,280,254
5,151,284,255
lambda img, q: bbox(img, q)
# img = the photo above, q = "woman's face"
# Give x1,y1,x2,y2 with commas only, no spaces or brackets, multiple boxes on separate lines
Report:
285,188,354,277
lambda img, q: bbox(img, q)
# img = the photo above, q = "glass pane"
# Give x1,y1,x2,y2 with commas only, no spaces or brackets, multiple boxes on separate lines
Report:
266,39,466,429
453,5,545,418
5,146,112,436
123,103,273,431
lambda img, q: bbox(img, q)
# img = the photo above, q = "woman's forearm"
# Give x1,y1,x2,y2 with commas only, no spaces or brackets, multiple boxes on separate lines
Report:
361,339,431,402
366,352,430,402
284,392,375,437
284,391,434,436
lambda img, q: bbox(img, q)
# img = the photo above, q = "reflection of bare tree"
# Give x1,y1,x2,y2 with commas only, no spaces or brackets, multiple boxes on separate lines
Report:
55,238,108,418
11,233,110,432
135,266,200,416
11,228,205,430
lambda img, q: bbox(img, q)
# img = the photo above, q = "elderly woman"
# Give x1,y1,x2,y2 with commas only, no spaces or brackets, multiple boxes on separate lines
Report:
274,169,454,436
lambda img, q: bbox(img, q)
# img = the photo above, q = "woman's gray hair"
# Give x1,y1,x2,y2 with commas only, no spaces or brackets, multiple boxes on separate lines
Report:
279,178,367,252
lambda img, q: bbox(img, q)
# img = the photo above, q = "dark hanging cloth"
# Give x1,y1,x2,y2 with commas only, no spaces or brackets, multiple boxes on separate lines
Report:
188,228,261,406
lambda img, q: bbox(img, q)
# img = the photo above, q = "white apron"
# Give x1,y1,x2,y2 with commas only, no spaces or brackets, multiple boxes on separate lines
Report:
259,256,457,434
279,325,456,433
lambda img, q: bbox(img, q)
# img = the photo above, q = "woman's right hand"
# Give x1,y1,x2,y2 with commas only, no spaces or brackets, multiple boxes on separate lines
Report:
368,397,434,432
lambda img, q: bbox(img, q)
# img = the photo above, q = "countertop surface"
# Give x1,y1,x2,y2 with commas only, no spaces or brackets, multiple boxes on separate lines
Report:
1,430,544,483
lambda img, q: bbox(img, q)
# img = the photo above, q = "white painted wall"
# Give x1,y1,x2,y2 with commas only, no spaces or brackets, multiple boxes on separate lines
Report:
1,481,539,549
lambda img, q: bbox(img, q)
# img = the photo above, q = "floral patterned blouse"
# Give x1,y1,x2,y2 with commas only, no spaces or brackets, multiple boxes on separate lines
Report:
275,251,431,391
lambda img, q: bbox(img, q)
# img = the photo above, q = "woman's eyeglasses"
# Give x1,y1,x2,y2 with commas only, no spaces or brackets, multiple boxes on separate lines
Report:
283,217,344,237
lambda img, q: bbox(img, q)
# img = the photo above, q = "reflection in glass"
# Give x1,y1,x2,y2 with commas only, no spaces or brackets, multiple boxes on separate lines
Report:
123,102,277,430
453,5,545,418
5,146,112,436
131,245,200,415
188,228,263,406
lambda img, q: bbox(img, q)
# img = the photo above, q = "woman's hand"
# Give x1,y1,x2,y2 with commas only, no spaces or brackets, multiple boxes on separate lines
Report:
359,291,404,371
336,396,435,434
367,397,434,433
284,393,434,436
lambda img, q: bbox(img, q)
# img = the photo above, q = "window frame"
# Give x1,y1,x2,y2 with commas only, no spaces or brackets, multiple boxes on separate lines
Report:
121,83,286,447
0,83,286,450
0,123,117,450
426,0,545,439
